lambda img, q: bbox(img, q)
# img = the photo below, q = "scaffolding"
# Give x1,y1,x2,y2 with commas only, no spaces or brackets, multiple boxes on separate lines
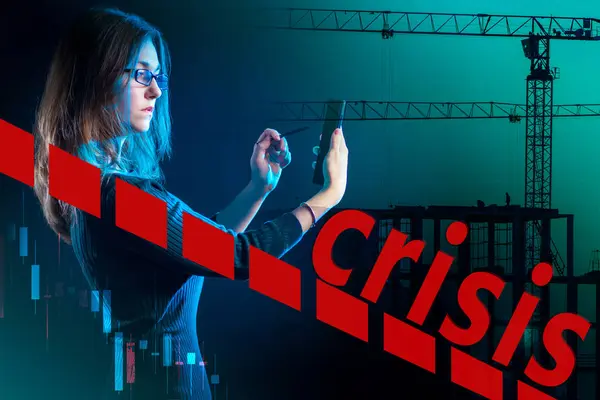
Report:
264,201,597,399
313,203,587,400
378,218,411,273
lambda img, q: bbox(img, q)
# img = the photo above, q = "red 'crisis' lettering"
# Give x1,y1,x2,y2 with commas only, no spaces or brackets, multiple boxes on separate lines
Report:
406,250,454,326
406,221,468,326
492,262,553,367
492,291,541,366
361,229,425,303
312,213,590,389
439,272,505,346
312,210,375,286
524,312,591,387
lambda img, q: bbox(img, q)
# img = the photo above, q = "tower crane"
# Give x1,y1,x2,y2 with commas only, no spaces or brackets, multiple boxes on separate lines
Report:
258,8,600,276
269,100,600,122
270,99,600,278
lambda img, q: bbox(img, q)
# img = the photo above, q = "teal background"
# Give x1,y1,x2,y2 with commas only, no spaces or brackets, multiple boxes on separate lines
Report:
1,0,600,399
254,0,600,322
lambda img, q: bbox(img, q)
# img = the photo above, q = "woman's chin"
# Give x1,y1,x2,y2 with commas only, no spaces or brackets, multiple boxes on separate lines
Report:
131,123,150,133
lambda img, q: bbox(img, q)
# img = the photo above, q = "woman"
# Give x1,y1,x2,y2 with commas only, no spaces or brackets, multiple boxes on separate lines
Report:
33,7,348,399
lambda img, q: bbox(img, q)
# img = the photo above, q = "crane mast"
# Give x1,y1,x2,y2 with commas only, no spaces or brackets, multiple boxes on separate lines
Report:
260,8,600,276
524,34,553,274
258,10,600,399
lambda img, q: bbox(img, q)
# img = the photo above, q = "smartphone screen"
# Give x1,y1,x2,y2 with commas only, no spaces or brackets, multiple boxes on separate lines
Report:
313,100,346,185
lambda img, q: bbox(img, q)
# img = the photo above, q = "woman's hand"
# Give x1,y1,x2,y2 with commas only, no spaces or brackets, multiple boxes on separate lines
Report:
293,128,349,232
250,129,291,195
313,128,349,206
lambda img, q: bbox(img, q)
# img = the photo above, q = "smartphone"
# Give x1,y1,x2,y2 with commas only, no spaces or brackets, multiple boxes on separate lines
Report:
313,100,346,185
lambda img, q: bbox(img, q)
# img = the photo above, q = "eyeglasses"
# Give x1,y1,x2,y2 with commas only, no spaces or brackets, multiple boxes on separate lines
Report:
125,68,168,90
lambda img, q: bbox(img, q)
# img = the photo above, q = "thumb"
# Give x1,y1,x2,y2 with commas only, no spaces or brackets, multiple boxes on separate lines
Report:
252,129,279,160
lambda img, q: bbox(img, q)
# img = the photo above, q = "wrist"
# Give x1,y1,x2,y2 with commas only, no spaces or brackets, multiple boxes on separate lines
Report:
246,180,272,200
311,187,342,209
291,188,342,233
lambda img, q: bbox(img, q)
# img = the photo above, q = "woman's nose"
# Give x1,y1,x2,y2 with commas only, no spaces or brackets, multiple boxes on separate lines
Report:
147,78,162,98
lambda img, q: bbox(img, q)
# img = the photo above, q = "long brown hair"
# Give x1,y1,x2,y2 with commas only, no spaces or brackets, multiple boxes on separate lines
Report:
34,8,173,244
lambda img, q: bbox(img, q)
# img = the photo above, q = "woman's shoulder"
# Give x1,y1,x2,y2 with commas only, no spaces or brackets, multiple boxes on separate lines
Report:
97,172,170,221
100,172,166,197
72,172,167,239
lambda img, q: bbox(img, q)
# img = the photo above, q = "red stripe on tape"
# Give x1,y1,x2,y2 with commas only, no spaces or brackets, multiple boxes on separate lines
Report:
316,279,368,342
451,347,503,400
115,178,167,248
49,144,101,218
182,213,234,279
249,247,301,311
0,119,34,187
517,381,556,400
0,118,516,400
383,313,435,373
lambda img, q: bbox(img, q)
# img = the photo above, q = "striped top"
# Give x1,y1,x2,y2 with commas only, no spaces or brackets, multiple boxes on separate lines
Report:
69,173,304,398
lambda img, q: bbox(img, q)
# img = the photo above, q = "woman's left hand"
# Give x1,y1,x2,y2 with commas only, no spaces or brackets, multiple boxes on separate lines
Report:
250,128,292,195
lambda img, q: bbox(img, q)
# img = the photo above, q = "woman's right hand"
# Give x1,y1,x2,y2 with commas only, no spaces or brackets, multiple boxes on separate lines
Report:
321,128,348,205
294,128,349,232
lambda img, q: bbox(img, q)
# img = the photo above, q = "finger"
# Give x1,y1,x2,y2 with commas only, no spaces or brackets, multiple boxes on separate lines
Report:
279,137,288,152
255,129,281,150
267,148,283,167
267,129,282,145
329,128,341,150
312,161,317,170
266,140,290,163
252,130,281,163
279,150,292,168
266,148,278,164
312,146,320,156
267,146,280,158
337,128,347,151
255,129,271,145
269,147,291,167
270,136,287,154
266,134,287,158
337,129,348,152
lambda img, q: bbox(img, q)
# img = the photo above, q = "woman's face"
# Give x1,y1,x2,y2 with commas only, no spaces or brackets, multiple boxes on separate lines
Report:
117,40,163,133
